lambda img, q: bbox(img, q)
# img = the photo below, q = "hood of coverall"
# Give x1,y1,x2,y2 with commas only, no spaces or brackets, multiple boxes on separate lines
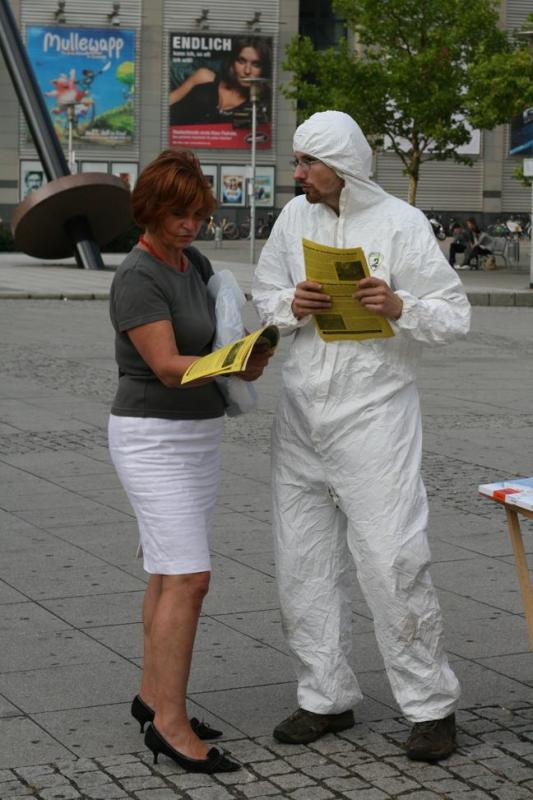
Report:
293,111,387,212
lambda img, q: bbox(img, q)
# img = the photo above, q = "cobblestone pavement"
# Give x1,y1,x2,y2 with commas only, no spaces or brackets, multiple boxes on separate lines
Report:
2,705,533,799
1,301,533,799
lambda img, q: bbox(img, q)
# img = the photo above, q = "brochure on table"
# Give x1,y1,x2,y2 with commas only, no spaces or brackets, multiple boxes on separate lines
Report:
479,477,533,512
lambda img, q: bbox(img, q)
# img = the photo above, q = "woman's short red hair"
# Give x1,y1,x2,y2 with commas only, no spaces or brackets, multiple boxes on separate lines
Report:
132,149,217,229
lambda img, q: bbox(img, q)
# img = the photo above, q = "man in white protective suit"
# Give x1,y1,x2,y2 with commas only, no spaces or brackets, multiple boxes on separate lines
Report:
252,111,471,762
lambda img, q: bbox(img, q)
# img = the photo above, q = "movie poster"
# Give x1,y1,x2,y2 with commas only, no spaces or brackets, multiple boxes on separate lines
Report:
510,108,533,156
168,33,272,150
26,26,136,146
20,160,46,200
248,167,275,206
220,166,246,206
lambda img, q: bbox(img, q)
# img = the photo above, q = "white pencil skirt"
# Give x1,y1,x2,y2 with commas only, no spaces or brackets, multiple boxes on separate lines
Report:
108,414,224,575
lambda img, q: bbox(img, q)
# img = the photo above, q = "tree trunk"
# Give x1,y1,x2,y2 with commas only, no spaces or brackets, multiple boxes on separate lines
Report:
407,173,418,206
407,152,421,206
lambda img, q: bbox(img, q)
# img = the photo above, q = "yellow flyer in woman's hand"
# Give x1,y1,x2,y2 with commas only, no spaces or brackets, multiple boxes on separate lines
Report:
181,325,279,384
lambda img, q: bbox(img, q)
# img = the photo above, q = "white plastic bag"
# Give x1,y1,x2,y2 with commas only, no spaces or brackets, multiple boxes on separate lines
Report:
207,270,258,416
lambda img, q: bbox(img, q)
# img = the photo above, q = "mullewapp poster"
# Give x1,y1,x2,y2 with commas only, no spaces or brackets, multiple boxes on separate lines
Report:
168,33,272,150
26,26,135,146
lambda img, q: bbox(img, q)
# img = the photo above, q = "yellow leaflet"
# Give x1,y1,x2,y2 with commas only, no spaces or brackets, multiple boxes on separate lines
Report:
303,239,394,342
181,325,279,384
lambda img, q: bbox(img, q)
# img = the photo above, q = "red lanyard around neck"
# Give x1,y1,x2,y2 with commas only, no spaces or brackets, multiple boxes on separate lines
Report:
139,234,166,262
138,235,186,272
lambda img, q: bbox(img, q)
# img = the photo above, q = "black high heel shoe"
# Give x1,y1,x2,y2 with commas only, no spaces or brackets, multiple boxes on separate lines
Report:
144,724,240,773
131,695,222,739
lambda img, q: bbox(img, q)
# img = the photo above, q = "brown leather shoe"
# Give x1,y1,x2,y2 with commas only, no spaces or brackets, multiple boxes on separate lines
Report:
273,708,355,744
405,713,457,762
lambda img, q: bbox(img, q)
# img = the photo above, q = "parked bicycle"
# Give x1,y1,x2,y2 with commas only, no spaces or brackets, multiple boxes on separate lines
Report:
425,211,446,240
197,216,239,241
238,216,271,240
197,216,216,240
220,217,239,240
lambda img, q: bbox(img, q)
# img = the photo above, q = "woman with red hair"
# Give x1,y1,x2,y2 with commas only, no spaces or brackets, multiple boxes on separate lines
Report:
108,149,269,773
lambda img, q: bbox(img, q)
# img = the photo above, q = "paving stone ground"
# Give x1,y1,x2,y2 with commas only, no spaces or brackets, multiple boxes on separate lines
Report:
0,273,532,799
2,705,533,798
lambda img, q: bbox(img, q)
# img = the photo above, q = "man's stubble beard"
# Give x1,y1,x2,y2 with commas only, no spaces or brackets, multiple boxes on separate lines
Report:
303,187,321,204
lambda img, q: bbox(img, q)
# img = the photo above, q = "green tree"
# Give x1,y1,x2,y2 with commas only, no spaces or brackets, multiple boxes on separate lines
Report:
513,164,532,188
282,0,533,205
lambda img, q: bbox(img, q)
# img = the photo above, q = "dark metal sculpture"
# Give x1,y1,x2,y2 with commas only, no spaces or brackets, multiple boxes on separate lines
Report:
0,0,132,268
12,174,132,259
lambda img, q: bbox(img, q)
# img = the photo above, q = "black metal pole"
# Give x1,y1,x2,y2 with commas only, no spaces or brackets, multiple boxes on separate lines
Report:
64,215,100,269
0,0,104,269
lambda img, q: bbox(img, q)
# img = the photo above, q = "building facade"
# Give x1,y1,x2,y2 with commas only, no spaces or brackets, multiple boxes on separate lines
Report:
0,0,299,227
0,0,531,228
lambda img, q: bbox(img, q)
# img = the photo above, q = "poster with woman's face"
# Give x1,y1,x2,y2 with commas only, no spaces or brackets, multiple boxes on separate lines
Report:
220,167,245,206
168,33,272,150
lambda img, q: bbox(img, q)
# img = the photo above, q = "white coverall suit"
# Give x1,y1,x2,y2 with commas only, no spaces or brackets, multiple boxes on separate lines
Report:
252,112,470,723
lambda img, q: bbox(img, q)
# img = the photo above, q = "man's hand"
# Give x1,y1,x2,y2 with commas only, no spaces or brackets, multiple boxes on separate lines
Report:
353,277,403,320
291,280,332,319
239,340,273,382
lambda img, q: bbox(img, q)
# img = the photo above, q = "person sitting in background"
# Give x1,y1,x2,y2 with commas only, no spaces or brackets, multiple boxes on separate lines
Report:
462,217,492,270
448,222,471,268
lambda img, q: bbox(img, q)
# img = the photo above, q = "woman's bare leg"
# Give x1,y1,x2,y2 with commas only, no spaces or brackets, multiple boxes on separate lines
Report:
139,574,162,708
151,571,210,759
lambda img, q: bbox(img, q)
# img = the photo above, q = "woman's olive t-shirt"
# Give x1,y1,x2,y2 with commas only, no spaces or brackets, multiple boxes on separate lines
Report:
109,245,225,419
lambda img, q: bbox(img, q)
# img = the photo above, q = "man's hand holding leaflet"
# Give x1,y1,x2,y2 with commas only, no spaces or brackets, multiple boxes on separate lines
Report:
303,239,394,341
181,325,279,384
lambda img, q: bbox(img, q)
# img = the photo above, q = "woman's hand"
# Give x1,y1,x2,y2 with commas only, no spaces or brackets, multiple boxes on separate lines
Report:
353,277,403,320
239,341,273,382
291,280,332,320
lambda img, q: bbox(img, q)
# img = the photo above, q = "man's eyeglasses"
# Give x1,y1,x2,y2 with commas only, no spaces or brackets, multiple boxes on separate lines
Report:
291,156,321,171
